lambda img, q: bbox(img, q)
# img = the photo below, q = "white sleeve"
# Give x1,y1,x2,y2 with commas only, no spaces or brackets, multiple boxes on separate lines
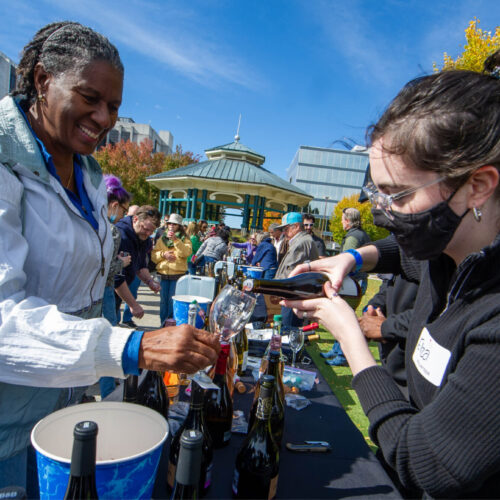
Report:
0,166,133,388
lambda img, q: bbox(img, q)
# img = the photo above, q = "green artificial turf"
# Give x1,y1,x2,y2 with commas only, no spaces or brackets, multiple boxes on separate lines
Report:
305,276,382,453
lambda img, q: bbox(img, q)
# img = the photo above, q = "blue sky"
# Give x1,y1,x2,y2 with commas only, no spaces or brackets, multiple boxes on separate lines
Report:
1,0,499,182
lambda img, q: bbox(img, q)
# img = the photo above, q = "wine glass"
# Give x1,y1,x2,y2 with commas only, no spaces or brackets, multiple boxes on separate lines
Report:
190,286,256,390
288,329,304,368
209,285,257,342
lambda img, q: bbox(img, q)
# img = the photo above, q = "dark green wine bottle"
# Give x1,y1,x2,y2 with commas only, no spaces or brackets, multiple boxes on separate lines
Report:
233,375,279,499
122,375,138,403
63,421,99,500
170,429,203,500
248,351,285,446
137,370,169,419
204,343,233,448
167,380,213,495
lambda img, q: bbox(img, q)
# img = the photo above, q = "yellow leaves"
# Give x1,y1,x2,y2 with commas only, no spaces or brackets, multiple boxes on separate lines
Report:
434,18,500,73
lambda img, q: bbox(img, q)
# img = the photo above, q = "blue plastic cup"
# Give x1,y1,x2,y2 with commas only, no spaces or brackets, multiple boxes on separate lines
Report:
172,295,211,328
31,402,168,500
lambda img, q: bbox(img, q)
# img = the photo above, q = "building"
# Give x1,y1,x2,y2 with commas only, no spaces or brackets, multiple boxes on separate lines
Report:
0,51,17,98
100,117,174,154
287,144,369,226
147,136,312,229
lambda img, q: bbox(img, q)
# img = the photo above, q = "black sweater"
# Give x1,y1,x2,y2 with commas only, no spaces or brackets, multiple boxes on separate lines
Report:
352,234,500,498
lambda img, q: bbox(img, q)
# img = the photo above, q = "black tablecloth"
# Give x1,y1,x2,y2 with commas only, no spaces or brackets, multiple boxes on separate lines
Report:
139,362,401,499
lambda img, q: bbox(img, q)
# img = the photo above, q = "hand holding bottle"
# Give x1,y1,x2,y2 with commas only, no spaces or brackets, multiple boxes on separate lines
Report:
138,324,220,374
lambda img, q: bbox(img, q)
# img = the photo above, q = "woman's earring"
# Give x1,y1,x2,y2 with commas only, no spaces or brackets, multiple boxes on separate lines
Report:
37,94,45,103
472,206,482,222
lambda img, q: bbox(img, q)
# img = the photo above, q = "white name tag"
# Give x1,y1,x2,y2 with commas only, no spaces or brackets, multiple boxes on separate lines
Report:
412,327,451,387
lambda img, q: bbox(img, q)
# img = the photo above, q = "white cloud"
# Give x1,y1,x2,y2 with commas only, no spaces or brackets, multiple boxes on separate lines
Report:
45,0,265,91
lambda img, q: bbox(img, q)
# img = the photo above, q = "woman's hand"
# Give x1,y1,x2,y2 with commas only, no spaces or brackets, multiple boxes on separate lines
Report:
163,251,176,262
287,253,357,293
138,325,220,374
167,230,177,241
282,294,360,344
282,294,377,376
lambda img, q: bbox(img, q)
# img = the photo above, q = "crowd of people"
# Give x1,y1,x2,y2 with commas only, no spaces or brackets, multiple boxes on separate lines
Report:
1,18,499,500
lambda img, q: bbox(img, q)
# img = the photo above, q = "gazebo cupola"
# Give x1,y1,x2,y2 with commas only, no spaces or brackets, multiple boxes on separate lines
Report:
147,135,312,230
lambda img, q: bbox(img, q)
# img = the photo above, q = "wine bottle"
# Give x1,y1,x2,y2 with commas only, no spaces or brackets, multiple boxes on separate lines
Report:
226,338,238,398
167,380,213,495
204,343,233,448
122,375,138,403
243,272,361,302
137,370,169,419
233,375,279,499
63,421,99,500
248,351,285,446
235,329,249,376
170,429,203,500
260,315,283,376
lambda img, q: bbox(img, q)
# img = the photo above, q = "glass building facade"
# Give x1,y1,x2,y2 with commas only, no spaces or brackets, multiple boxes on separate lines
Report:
287,145,369,222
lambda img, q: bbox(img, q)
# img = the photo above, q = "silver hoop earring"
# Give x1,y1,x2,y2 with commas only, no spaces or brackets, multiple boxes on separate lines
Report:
472,207,482,222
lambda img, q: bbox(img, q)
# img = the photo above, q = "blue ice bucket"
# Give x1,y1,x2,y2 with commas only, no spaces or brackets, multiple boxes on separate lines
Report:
31,402,168,499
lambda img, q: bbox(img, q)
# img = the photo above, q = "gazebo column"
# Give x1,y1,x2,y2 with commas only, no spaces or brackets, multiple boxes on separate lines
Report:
251,196,260,229
186,189,192,220
191,189,198,219
200,190,208,221
258,197,266,229
241,194,250,230
159,190,169,216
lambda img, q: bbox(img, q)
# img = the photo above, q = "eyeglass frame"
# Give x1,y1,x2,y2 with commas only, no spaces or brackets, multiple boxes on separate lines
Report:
362,175,446,220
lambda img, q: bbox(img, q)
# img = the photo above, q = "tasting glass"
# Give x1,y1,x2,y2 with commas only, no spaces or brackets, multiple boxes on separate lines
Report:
288,329,304,368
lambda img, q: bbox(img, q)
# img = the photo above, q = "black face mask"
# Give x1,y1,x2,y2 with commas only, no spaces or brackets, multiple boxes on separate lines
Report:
371,191,469,260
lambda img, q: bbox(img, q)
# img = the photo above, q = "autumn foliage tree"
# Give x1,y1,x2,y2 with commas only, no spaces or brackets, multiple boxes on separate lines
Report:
434,18,500,73
329,194,389,245
94,140,200,206
262,211,282,231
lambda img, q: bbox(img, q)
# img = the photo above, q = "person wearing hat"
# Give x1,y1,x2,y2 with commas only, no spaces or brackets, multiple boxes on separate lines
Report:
152,213,192,326
269,222,288,264
275,212,319,329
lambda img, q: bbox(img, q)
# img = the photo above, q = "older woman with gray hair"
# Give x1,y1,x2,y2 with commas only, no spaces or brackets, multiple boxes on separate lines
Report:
0,21,218,490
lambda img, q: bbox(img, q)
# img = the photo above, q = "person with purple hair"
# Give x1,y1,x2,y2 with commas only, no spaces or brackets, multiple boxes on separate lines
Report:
100,174,132,397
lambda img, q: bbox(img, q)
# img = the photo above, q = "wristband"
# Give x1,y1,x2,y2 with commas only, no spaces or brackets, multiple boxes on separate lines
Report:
343,249,363,273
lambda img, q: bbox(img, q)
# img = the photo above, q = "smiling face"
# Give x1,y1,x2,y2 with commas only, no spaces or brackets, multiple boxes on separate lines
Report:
32,59,123,165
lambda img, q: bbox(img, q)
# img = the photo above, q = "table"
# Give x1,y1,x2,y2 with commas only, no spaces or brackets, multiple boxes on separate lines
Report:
145,361,401,499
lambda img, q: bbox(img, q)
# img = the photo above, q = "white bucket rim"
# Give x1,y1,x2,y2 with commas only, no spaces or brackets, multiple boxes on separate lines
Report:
31,401,168,466
172,295,212,304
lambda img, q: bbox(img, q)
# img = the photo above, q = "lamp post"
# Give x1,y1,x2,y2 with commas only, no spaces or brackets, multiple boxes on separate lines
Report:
322,196,330,237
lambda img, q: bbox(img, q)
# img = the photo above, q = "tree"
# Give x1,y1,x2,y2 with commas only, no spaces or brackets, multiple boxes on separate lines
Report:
329,194,389,245
262,211,282,231
94,140,200,206
433,19,500,73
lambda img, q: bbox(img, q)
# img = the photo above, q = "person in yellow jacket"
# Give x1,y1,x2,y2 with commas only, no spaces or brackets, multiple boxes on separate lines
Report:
152,213,192,325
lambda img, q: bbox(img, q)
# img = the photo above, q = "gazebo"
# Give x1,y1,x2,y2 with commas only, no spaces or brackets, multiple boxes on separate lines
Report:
146,136,312,230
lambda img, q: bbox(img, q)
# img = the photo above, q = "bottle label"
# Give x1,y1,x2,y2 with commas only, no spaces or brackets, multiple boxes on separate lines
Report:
256,396,272,420
268,474,279,499
232,468,239,495
204,461,213,489
223,430,231,442
167,460,176,489
242,351,248,371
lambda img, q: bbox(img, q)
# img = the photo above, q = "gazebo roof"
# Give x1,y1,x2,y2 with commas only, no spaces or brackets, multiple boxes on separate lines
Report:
148,158,310,197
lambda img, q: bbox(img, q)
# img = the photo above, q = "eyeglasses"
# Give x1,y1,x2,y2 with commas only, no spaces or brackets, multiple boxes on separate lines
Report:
304,223,314,227
362,176,445,220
